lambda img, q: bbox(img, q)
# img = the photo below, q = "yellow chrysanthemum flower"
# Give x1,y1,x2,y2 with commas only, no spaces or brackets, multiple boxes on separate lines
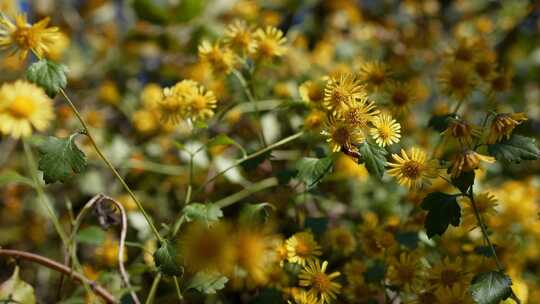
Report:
369,113,401,147
406,290,438,304
387,147,439,189
435,284,473,304
487,112,527,144
442,118,481,146
298,259,342,304
0,13,61,59
387,252,424,291
140,83,163,109
321,117,365,153
286,231,322,266
460,192,498,229
383,80,421,114
198,40,236,75
299,79,325,107
323,226,357,256
438,62,477,100
450,150,495,178
427,257,471,291
178,221,235,274
342,98,379,129
289,290,319,304
303,110,325,131
358,61,391,91
157,80,196,124
185,83,217,122
323,73,365,115
253,26,287,59
224,20,257,55
0,80,54,138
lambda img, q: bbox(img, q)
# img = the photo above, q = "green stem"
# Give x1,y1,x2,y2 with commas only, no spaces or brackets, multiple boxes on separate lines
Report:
22,141,69,245
173,276,183,301
145,273,162,304
59,89,164,244
195,131,303,194
214,177,278,208
232,69,266,146
468,186,521,304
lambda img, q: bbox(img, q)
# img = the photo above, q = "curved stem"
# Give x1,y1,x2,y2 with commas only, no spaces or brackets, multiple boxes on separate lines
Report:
58,89,163,244
0,249,117,304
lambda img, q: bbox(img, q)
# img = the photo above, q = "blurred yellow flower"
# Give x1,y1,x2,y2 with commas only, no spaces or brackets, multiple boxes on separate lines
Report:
254,26,287,59
286,231,322,266
224,20,257,55
358,61,391,91
487,112,527,144
198,40,236,75
460,192,498,229
438,62,477,100
0,80,54,138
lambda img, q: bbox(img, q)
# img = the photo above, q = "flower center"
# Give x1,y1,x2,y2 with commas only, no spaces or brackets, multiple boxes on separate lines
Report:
440,269,460,286
401,161,422,179
312,272,331,292
8,96,36,119
392,90,409,106
449,73,467,89
332,126,351,145
13,26,36,49
191,95,207,111
295,242,311,256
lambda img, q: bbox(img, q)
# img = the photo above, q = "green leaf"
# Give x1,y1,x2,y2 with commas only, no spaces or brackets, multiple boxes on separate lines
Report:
358,141,387,179
451,170,475,193
0,170,34,188
470,271,512,304
154,241,183,276
395,231,419,250
182,203,223,226
26,59,68,97
304,217,328,237
363,261,386,284
0,266,36,304
132,0,169,24
76,226,106,245
187,271,228,294
296,155,334,189
172,0,207,22
487,135,540,163
37,134,87,184
207,134,236,147
240,203,275,224
276,168,298,185
428,114,458,132
421,192,461,238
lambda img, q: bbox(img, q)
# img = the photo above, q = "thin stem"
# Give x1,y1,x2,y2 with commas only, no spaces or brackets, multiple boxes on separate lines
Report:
173,276,183,301
145,273,162,304
58,89,163,244
0,249,117,304
22,141,69,245
195,131,304,194
232,69,266,146
468,187,521,304
214,177,278,208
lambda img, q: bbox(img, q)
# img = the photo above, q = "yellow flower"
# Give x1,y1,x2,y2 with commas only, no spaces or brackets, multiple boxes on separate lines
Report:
435,284,473,304
487,112,527,144
369,113,401,147
490,70,512,92
442,118,481,146
298,259,342,304
473,50,497,81
299,79,325,107
185,83,217,122
321,116,365,153
224,20,257,55
0,80,54,138
94,234,127,267
253,26,287,59
427,257,471,291
304,110,326,131
358,61,391,91
323,73,365,115
460,192,498,229
342,98,379,129
157,80,196,124
286,231,322,266
289,290,319,304
178,221,235,274
450,150,495,178
406,290,438,304
438,62,477,100
383,80,421,114
140,83,163,109
99,80,121,105
387,147,439,189
448,38,482,63
0,14,61,59
323,226,357,256
387,252,424,290
198,40,236,75
132,109,159,134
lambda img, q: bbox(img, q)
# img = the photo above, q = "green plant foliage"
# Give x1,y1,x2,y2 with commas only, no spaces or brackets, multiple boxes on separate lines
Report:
488,135,540,163
296,155,334,189
187,271,229,294
37,134,87,184
470,271,513,304
421,192,461,238
0,266,36,304
26,59,68,97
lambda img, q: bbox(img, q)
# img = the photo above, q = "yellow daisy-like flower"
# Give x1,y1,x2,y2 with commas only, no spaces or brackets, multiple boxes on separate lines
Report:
298,259,342,304
224,20,257,55
286,231,322,266
140,83,163,109
323,73,365,116
0,14,61,59
185,83,217,122
383,80,421,114
487,112,527,144
323,226,357,256
449,150,495,178
490,70,512,92
157,80,197,124
387,252,424,291
474,50,497,81
427,257,471,291
289,290,319,304
198,40,236,75
303,110,326,131
0,80,54,138
358,61,391,91
369,113,401,147
442,118,481,146
342,98,379,129
321,116,365,153
299,79,325,107
448,38,482,63
387,147,439,189
438,62,477,100
253,26,287,59
435,284,473,304
460,192,498,229
406,290,438,304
